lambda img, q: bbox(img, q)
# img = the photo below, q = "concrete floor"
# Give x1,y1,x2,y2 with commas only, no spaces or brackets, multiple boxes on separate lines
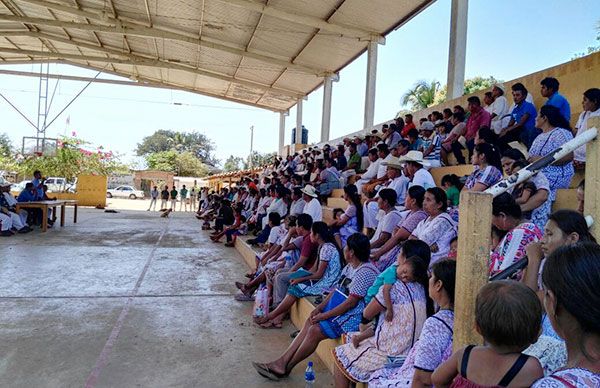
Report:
0,208,332,387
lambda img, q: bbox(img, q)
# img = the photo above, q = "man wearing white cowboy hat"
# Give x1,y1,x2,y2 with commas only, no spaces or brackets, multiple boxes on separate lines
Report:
399,151,435,189
301,185,322,222
489,83,509,134
362,159,409,235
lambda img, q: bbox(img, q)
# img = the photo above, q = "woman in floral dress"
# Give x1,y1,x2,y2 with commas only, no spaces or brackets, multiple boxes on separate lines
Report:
332,255,432,385
489,193,542,279
369,259,456,387
528,105,575,205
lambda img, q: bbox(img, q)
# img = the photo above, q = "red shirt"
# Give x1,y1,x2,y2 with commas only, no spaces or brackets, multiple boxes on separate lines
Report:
465,107,491,141
401,122,416,138
300,235,319,269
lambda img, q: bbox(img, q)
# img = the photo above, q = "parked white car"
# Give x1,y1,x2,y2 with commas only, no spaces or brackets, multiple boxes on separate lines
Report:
44,177,68,192
106,185,145,199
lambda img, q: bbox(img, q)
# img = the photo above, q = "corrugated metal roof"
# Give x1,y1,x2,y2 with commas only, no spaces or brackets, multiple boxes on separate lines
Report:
0,0,434,111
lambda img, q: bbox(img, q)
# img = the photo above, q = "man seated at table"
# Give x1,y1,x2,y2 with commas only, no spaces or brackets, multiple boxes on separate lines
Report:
17,182,48,227
0,183,31,233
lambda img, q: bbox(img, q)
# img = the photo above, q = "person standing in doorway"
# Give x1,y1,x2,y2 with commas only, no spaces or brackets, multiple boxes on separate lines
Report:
148,186,159,211
180,185,188,212
160,186,169,210
170,186,178,211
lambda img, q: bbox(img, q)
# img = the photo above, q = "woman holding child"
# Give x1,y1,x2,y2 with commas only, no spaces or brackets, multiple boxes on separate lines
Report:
332,248,433,385
252,233,378,381
330,184,364,248
254,221,342,328
368,259,456,387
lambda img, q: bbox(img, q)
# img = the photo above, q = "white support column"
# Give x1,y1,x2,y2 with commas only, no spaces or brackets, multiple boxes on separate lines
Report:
364,41,378,130
321,73,338,143
278,112,286,156
295,98,303,145
446,0,468,99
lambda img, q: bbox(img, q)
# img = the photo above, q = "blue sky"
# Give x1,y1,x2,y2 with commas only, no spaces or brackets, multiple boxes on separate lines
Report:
0,0,598,167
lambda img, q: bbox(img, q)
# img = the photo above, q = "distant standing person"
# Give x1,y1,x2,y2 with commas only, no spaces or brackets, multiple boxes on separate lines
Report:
190,186,197,210
148,186,159,211
180,185,188,212
160,186,169,210
170,186,178,211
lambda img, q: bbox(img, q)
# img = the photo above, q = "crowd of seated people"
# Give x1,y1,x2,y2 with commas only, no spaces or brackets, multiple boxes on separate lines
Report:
0,170,58,236
197,78,599,387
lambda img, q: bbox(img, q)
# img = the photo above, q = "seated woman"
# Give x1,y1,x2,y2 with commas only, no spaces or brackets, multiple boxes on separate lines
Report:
529,105,575,209
329,184,364,248
332,254,433,385
252,233,379,380
254,222,342,328
489,193,542,279
369,189,403,271
368,259,456,388
410,187,457,267
524,210,596,335
370,186,428,269
463,143,503,192
532,243,600,387
317,158,342,197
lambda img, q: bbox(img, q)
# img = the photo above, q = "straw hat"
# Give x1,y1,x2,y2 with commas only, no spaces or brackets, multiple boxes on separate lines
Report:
381,157,403,170
398,150,430,167
301,185,318,198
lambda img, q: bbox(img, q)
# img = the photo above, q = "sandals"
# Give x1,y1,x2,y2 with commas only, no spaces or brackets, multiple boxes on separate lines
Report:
252,362,288,381
234,293,254,301
259,320,283,329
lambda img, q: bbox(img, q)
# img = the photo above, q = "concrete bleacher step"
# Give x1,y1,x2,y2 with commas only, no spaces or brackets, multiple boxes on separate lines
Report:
554,189,578,211
233,235,366,387
322,206,334,224
326,197,348,209
331,188,344,198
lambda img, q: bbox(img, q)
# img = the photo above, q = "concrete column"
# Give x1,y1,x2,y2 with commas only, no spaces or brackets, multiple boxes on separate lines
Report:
321,73,338,143
363,41,378,130
295,98,303,144
446,0,468,99
278,112,286,156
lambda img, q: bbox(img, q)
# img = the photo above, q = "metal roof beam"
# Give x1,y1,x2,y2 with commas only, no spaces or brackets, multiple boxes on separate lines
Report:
0,46,303,98
13,0,328,75
216,0,385,44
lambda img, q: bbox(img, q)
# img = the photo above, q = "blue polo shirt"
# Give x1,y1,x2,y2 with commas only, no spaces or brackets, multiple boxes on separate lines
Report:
31,178,44,199
546,92,571,122
511,100,537,131
17,189,36,202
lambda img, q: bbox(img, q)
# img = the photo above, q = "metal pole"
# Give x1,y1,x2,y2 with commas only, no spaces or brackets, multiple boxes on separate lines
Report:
486,128,598,197
249,125,254,170
364,41,378,130
446,0,468,99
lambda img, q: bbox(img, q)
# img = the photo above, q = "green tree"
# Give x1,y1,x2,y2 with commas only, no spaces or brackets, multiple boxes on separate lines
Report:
0,133,12,158
146,150,209,176
243,151,276,170
136,130,218,166
223,155,244,172
401,80,441,110
433,76,500,104
572,20,600,59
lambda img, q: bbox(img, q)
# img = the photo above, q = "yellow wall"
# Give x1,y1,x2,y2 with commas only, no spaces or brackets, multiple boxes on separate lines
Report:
11,175,107,207
414,51,600,126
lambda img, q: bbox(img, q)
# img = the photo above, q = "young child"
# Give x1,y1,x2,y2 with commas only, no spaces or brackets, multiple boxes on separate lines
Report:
447,236,458,260
431,281,544,387
441,174,462,207
362,240,431,328
353,255,429,349
211,206,243,243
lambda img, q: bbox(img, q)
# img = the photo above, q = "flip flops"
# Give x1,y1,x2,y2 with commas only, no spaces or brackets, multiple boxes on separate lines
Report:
252,362,288,381
259,320,283,329
233,293,254,301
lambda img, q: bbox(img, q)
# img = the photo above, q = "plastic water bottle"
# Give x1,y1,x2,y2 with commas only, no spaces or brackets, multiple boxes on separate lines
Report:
304,361,315,386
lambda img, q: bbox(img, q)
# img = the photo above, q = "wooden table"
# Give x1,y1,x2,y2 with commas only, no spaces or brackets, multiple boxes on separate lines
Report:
61,200,79,224
15,200,67,232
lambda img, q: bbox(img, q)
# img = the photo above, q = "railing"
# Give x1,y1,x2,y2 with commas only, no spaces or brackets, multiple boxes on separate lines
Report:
454,121,599,351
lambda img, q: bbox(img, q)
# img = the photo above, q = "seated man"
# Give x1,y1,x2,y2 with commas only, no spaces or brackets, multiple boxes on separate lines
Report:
0,183,31,233
17,182,44,226
354,148,381,194
0,209,13,236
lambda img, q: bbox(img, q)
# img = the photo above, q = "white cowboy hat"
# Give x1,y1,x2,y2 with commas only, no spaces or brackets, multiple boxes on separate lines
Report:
398,150,430,167
381,156,403,170
300,184,318,198
419,121,435,132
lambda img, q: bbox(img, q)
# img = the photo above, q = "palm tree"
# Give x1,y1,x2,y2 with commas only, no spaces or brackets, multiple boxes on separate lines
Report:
401,80,441,110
